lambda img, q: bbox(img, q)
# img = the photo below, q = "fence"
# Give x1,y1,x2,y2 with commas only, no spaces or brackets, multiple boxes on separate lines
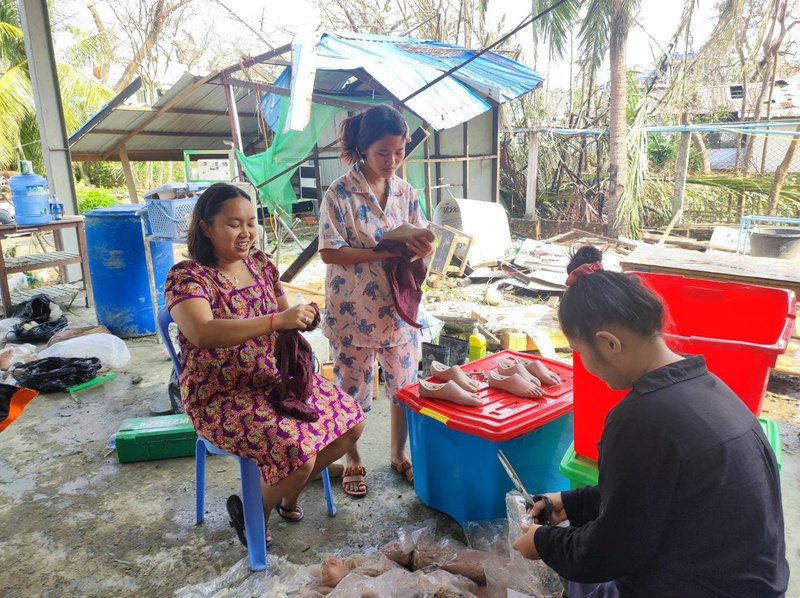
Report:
500,120,800,233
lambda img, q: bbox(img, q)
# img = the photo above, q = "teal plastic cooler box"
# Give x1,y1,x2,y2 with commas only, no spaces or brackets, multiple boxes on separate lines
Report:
560,417,783,490
398,351,574,524
115,414,197,463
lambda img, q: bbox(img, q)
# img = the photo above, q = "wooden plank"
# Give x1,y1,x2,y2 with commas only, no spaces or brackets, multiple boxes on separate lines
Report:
621,246,800,298
775,338,800,377
279,236,319,283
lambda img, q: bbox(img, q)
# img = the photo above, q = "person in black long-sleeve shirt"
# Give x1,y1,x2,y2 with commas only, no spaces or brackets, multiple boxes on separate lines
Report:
513,246,789,598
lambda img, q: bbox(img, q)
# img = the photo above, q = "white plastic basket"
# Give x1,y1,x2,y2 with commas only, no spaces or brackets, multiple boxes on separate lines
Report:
146,197,198,240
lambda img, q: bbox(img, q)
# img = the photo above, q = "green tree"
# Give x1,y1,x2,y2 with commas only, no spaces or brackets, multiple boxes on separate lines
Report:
530,0,640,235
0,0,113,171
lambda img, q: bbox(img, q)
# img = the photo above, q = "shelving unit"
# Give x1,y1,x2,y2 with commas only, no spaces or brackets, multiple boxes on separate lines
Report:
0,217,93,316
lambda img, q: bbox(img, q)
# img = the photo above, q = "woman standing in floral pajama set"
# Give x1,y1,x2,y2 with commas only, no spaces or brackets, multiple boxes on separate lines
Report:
319,105,434,497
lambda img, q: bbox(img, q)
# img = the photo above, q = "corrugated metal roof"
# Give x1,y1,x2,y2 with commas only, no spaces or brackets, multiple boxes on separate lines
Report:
270,31,543,131
69,32,544,161
69,73,263,161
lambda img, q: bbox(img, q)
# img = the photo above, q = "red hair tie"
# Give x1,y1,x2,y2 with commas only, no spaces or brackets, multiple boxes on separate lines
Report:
566,262,604,287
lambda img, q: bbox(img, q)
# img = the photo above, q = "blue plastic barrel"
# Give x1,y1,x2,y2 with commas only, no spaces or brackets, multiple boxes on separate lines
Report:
85,205,174,337
10,171,52,225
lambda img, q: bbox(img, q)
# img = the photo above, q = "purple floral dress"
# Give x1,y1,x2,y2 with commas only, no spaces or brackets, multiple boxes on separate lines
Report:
164,250,364,485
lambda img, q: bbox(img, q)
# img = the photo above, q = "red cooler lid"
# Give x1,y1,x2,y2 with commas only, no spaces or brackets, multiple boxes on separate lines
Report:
398,350,574,442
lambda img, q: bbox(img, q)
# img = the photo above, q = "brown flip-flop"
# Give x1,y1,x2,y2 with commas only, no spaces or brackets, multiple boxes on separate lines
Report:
391,460,414,485
342,465,368,497
275,503,304,522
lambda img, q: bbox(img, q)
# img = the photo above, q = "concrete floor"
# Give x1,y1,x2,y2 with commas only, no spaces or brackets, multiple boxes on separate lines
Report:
0,303,798,596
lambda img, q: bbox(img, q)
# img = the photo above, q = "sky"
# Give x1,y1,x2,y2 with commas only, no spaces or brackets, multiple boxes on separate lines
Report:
55,0,720,91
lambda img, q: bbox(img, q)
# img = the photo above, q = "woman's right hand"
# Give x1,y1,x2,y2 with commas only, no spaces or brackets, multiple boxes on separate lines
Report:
275,303,317,331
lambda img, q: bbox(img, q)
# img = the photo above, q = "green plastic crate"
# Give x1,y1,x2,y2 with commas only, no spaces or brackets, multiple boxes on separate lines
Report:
115,414,197,463
560,417,782,488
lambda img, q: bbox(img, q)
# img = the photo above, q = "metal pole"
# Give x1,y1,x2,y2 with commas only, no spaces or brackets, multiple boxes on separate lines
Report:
19,0,80,282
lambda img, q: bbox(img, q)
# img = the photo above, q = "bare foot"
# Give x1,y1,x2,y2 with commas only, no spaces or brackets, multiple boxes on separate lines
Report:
430,360,480,391
419,379,482,406
523,360,561,386
497,357,541,386
487,370,546,398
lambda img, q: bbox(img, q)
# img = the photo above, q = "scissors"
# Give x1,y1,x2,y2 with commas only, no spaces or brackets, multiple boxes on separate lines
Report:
497,450,554,525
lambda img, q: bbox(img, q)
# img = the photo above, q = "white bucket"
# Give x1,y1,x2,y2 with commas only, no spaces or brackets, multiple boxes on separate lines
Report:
433,197,511,265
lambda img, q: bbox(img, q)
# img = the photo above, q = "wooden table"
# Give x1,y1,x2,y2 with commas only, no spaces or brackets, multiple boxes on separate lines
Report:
621,246,800,300
0,217,93,316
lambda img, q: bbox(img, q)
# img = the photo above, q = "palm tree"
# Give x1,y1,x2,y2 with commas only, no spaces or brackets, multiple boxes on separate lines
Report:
531,0,639,235
0,0,112,171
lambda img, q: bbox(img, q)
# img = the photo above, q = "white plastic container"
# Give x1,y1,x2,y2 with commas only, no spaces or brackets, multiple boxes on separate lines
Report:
433,197,511,265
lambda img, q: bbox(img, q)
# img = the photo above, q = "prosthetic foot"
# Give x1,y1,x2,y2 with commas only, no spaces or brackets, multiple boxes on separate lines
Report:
430,361,480,391
419,379,482,407
497,357,542,386
487,370,546,398
523,359,561,386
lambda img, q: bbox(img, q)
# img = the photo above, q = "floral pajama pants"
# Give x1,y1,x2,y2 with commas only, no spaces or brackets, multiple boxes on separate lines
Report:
330,340,420,412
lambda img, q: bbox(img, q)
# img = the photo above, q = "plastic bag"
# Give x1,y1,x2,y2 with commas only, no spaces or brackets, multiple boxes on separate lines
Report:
168,367,184,413
0,317,23,341
0,343,38,370
506,491,535,560
11,357,101,393
39,333,131,369
464,519,510,556
46,324,111,347
6,294,67,343
483,559,563,598
418,305,444,344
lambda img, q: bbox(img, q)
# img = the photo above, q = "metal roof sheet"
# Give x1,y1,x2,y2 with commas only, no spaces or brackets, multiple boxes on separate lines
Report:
69,73,263,161
69,32,543,160
274,31,543,131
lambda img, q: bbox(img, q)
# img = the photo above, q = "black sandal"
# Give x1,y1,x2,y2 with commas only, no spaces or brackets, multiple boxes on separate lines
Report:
226,495,248,547
275,502,304,522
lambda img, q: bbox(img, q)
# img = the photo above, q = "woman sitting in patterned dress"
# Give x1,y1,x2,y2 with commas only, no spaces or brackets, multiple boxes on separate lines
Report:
165,183,365,547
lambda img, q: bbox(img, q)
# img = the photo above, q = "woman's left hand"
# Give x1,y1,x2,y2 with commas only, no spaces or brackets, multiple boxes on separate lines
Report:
406,229,435,261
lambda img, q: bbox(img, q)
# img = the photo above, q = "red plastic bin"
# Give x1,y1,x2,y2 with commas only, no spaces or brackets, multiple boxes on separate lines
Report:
573,273,796,461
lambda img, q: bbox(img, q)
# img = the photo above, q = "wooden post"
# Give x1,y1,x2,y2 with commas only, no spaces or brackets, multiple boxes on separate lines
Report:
525,130,539,219
492,106,500,202
672,113,691,223
119,145,139,203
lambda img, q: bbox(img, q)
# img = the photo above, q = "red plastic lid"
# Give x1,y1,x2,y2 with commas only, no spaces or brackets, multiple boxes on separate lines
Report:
397,350,574,442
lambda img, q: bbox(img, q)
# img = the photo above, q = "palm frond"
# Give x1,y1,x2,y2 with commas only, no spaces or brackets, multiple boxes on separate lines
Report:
0,64,34,121
56,63,113,134
0,20,25,66
0,112,22,169
530,0,582,61
59,27,114,71
576,0,609,72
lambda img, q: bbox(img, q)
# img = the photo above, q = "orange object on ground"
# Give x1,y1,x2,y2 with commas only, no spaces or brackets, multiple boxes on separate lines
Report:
0,384,39,433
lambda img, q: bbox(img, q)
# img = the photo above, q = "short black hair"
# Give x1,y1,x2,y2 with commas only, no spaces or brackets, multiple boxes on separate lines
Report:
559,246,664,342
186,183,251,266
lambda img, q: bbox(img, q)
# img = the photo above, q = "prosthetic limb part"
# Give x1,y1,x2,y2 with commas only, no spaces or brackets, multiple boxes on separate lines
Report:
430,361,480,391
487,370,546,398
419,379,482,406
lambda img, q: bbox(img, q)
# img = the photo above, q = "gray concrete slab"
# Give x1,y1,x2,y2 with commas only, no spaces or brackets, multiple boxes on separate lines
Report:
0,303,797,596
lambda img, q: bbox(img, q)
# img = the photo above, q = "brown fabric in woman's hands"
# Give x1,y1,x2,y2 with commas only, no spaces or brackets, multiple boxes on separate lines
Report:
268,303,321,422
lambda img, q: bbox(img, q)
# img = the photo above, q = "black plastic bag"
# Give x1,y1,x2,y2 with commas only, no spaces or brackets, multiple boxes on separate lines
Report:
12,357,102,393
11,294,56,323
7,294,68,343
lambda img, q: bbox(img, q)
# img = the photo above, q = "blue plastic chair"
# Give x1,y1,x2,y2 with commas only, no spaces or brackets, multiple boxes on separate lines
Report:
157,307,337,571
